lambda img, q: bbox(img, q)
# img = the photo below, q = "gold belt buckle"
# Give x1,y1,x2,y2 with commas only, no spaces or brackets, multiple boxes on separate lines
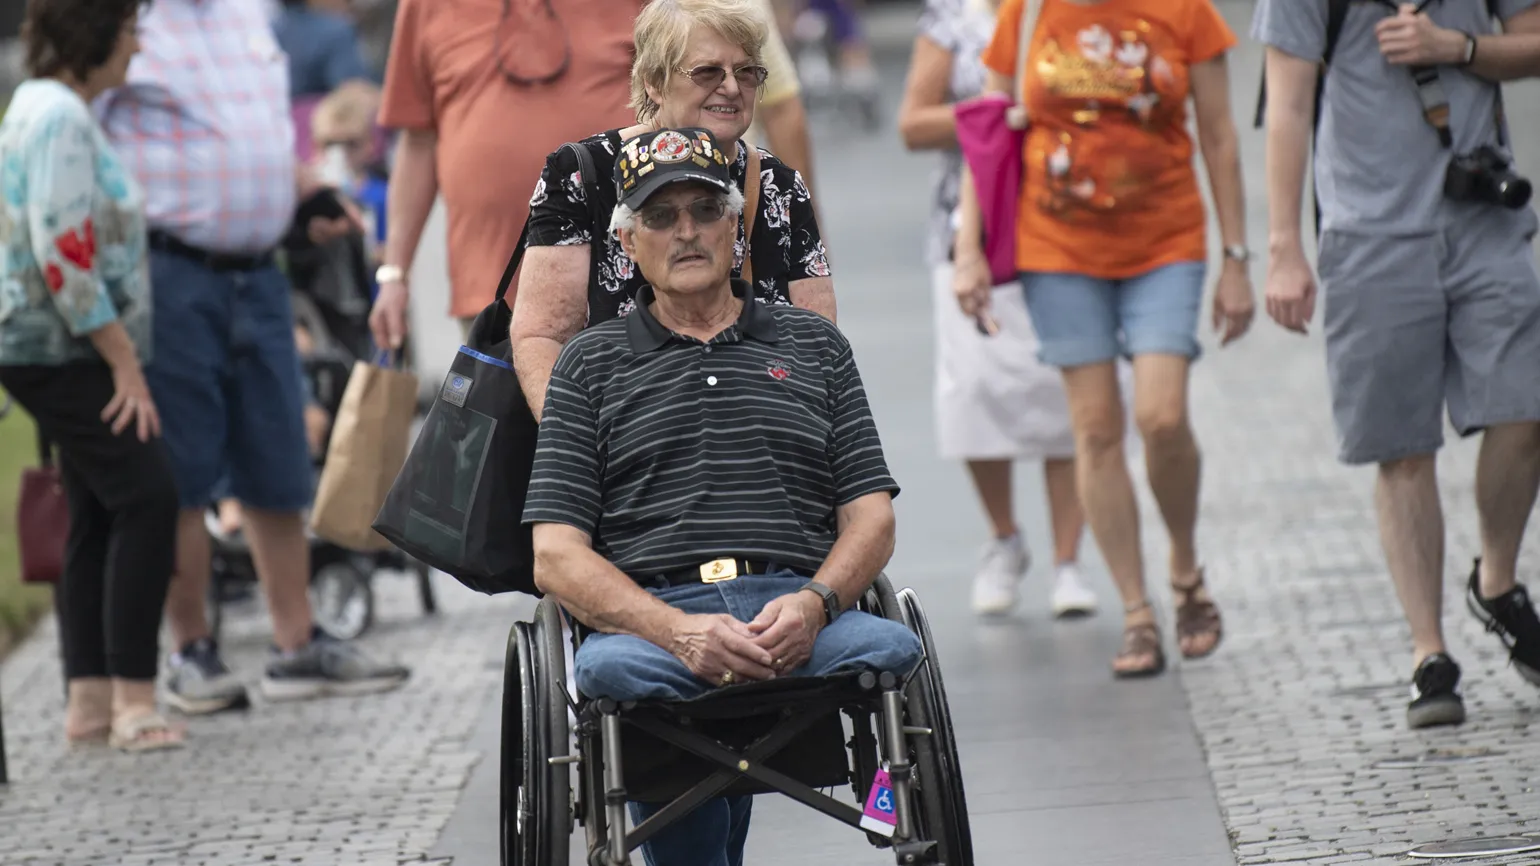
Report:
700,558,739,583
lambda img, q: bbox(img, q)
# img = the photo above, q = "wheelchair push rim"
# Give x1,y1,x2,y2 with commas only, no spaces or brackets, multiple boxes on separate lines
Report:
897,586,975,866
499,604,572,866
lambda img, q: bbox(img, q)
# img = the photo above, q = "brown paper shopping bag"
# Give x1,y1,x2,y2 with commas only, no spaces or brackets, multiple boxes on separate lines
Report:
311,358,419,551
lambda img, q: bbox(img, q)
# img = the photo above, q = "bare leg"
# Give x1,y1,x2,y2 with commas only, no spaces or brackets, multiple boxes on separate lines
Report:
1043,457,1084,565
1475,422,1540,597
242,507,313,653
1376,455,1446,665
163,508,213,650
64,677,111,741
965,459,1016,540
1131,355,1201,580
1131,354,1216,657
1060,361,1154,673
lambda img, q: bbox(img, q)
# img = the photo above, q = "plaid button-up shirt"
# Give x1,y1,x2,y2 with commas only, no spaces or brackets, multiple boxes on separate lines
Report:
98,0,297,254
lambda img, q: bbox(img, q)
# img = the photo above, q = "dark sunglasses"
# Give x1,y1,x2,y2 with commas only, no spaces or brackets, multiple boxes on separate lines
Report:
638,197,730,232
676,64,770,90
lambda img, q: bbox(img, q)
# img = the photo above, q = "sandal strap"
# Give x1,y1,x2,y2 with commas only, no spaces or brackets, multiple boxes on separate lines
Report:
1171,567,1208,600
1118,621,1161,654
111,711,179,741
1124,598,1154,616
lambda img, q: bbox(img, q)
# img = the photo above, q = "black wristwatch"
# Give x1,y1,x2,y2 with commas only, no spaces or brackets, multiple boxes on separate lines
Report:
802,581,841,625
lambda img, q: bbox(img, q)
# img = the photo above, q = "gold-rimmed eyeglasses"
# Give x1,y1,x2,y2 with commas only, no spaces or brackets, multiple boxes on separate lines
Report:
676,64,770,90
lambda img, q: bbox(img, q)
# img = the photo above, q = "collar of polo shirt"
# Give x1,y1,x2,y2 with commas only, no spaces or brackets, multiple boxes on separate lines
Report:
625,279,779,353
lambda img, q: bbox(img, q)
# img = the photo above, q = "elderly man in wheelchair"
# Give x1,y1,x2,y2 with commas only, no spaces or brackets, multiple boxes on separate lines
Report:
511,128,972,866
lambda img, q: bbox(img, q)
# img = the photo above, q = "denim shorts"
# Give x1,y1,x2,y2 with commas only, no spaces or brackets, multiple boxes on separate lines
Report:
1020,261,1207,368
145,250,313,511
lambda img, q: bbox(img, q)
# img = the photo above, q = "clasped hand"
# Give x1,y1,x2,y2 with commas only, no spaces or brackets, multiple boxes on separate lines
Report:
668,592,825,686
1375,3,1468,67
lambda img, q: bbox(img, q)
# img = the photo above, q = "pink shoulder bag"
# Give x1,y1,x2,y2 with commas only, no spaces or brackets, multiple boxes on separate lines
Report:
952,0,1042,286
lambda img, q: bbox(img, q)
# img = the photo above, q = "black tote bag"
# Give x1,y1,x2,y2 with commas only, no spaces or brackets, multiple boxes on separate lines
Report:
373,142,599,595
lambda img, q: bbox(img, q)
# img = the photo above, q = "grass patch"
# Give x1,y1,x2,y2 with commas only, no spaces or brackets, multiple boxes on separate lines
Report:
0,406,50,656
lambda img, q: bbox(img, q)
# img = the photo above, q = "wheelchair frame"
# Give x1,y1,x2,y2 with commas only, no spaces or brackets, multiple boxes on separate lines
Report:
500,574,973,866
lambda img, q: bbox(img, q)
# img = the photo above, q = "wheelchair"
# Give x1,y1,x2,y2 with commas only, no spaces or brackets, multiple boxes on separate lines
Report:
500,574,973,865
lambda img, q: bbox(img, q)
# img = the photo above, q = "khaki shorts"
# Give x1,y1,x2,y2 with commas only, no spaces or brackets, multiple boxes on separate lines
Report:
1320,206,1540,465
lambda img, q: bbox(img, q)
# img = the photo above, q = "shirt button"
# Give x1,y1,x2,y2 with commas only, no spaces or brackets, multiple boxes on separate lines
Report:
707,376,718,386
703,346,712,353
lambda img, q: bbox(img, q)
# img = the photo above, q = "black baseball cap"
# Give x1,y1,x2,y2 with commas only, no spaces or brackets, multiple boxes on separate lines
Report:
615,127,735,208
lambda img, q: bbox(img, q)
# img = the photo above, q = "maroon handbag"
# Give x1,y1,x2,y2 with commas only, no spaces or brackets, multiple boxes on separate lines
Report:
17,434,67,585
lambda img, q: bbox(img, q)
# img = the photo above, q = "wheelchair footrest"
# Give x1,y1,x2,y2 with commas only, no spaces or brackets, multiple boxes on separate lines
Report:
891,839,940,865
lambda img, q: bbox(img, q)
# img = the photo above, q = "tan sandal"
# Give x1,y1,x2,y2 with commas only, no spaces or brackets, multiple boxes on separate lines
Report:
65,723,112,748
108,712,185,753
1113,602,1166,679
1173,569,1223,660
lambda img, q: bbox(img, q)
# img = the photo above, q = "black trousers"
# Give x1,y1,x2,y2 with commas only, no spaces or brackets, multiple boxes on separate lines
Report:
0,361,179,681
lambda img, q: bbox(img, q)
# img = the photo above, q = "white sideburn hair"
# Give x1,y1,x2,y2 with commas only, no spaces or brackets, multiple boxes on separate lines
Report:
609,185,745,233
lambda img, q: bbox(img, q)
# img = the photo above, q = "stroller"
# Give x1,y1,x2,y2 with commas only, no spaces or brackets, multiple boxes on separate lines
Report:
206,216,437,643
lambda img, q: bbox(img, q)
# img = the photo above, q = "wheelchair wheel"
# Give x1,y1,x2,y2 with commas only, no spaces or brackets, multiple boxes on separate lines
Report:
499,606,572,866
896,587,974,866
309,560,373,641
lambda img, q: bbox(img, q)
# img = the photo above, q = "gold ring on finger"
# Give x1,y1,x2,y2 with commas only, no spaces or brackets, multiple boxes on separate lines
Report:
774,657,785,669
719,670,735,687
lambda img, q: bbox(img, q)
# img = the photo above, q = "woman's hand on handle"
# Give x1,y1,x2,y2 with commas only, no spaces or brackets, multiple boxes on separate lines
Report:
369,278,410,351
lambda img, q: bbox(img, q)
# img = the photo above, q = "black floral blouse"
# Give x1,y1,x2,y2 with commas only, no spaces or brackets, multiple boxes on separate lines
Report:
525,130,831,326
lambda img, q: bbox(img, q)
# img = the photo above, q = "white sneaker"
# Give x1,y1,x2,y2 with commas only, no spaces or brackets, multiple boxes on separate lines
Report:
972,535,1030,616
1050,563,1099,618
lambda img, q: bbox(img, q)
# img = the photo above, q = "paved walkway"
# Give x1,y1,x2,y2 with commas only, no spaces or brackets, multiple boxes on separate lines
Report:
7,2,1540,864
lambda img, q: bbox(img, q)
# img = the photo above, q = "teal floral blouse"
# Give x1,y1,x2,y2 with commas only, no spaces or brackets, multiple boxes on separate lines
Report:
0,78,150,366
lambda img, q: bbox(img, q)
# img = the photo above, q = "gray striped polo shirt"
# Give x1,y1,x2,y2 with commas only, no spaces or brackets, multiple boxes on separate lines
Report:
522,279,899,580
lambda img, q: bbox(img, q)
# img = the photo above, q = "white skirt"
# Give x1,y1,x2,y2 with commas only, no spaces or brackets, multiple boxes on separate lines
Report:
932,264,1078,461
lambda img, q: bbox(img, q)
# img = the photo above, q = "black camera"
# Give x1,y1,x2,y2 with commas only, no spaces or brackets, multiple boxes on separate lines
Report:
1444,145,1533,210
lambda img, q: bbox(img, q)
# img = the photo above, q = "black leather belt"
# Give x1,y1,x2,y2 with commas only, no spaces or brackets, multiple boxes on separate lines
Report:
655,558,777,587
149,230,274,272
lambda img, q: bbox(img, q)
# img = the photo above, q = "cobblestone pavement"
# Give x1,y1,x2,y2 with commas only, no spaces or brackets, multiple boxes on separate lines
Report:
9,2,1540,864
0,572,530,866
1169,6,1540,863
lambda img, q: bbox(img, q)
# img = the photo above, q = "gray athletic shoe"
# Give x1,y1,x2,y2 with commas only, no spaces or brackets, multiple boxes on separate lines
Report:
259,632,410,702
166,638,251,715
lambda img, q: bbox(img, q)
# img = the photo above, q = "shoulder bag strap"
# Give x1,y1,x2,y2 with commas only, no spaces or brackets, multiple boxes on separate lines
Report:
36,427,53,468
741,146,763,285
1252,0,1350,130
1014,0,1044,103
493,141,599,304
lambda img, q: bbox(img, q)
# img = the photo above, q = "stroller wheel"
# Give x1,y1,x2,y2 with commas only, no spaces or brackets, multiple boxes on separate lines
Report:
310,561,374,641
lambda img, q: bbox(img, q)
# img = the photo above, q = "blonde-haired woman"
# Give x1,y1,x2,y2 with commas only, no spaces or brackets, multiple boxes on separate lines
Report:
509,4,832,861
512,0,834,423
898,0,1100,620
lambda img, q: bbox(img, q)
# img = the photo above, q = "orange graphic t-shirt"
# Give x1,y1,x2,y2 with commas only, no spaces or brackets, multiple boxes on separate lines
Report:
981,0,1236,277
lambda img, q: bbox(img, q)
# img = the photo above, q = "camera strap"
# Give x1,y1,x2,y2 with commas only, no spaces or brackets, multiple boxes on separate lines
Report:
1379,0,1508,150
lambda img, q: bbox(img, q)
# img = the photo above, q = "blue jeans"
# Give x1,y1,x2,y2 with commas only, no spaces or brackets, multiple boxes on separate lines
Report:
1020,261,1207,368
145,251,313,510
575,572,923,866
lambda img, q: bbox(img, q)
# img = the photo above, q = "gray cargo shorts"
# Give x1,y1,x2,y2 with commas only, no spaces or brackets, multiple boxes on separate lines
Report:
1320,206,1540,466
